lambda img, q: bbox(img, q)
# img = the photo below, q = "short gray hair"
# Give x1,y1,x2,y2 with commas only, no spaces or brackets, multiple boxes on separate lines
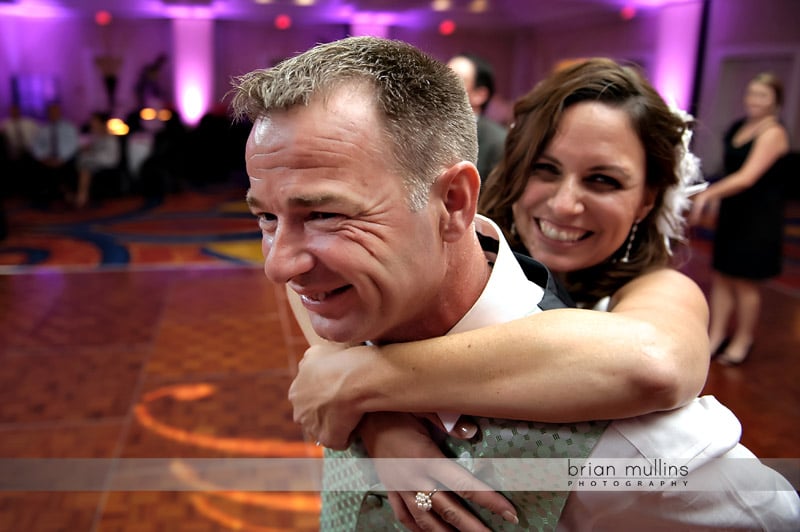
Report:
230,36,478,210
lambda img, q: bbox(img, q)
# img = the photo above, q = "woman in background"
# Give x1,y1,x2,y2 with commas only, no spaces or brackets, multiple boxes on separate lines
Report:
690,72,790,365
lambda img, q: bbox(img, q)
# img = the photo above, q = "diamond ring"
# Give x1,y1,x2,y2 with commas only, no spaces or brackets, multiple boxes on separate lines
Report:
415,489,437,511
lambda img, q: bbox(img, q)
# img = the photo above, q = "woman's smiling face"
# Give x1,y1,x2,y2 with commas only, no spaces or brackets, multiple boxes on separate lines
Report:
511,101,654,273
744,80,778,119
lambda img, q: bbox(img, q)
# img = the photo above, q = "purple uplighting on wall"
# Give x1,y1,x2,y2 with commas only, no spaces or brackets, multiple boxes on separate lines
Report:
1,0,795,155
350,12,395,38
650,0,703,110
0,0,66,18
172,17,213,126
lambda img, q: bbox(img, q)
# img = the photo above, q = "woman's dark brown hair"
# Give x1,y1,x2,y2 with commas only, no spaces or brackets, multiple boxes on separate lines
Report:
479,58,690,305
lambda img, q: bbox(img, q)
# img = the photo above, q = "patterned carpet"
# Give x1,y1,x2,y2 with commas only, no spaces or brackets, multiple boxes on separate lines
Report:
1,186,798,294
0,184,264,272
0,186,797,531
0,204,321,531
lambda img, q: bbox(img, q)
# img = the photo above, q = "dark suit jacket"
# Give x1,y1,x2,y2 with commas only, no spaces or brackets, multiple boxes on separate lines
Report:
476,115,507,185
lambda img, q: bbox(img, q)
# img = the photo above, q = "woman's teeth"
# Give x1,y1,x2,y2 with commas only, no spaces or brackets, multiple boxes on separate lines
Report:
539,220,586,242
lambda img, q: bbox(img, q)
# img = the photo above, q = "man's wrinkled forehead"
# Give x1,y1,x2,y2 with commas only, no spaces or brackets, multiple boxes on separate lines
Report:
250,115,275,148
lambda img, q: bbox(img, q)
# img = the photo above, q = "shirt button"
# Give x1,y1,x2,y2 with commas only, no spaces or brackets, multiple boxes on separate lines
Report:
364,494,382,508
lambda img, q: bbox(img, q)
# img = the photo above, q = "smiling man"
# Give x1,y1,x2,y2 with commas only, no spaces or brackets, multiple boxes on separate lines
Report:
242,83,478,345
232,36,583,531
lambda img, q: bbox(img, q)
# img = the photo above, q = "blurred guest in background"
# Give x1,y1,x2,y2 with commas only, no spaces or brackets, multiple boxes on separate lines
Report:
74,111,121,208
0,103,40,197
689,72,791,365
30,102,79,207
0,132,8,240
137,108,189,198
135,53,168,110
184,104,248,188
447,53,507,186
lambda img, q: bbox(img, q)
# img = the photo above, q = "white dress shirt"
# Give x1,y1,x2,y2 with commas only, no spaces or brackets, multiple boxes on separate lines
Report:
1,116,39,158
31,119,79,162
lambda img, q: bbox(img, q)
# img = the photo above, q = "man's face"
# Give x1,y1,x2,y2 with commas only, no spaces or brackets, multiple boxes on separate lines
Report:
245,87,447,344
447,56,482,114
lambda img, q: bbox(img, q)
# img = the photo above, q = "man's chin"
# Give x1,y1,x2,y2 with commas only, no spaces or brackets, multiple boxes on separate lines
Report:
309,316,369,345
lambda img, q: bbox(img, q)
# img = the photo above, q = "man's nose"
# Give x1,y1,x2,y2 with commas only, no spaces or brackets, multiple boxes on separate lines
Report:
262,227,314,284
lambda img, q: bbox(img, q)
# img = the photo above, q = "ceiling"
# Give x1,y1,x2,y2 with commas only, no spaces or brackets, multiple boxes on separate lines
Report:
2,0,667,29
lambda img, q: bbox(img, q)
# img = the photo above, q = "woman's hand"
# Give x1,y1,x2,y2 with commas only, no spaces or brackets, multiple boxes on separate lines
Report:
288,343,375,449
360,412,519,531
688,189,719,227
289,341,479,448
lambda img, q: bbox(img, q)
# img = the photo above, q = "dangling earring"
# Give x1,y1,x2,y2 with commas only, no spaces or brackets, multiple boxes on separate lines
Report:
620,222,638,263
510,222,518,238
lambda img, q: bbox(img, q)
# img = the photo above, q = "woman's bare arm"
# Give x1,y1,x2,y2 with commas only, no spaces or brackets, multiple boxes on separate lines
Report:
690,124,790,224
288,268,710,446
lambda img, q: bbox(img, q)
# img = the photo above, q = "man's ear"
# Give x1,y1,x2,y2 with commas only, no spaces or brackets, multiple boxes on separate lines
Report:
434,161,481,242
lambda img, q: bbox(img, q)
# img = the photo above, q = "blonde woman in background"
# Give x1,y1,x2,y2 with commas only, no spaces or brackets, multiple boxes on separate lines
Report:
690,72,791,365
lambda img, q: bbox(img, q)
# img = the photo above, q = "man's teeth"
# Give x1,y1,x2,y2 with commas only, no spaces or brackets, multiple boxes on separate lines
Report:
301,292,329,303
299,286,350,303
539,220,586,242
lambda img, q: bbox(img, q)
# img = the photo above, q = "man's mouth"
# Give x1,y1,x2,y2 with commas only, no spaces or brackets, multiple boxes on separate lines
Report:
299,285,352,304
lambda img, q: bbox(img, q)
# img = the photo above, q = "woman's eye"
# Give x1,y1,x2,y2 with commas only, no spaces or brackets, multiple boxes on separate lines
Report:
530,162,559,180
586,174,622,189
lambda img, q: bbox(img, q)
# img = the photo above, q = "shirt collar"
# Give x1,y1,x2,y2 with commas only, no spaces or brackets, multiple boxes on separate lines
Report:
447,215,545,336
437,215,546,431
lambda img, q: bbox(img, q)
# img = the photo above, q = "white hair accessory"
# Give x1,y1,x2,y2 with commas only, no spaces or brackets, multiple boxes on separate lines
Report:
657,105,707,253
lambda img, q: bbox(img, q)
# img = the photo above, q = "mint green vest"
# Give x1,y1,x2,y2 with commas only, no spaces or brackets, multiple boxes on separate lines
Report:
321,417,609,531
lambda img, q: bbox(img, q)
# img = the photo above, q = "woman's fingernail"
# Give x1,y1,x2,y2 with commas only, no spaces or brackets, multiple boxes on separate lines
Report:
502,510,519,524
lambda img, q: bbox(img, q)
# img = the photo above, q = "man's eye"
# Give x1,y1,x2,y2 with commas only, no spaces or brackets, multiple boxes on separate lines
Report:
308,212,341,221
256,213,277,233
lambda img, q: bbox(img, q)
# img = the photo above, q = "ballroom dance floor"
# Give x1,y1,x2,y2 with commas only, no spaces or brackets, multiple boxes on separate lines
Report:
0,184,798,531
